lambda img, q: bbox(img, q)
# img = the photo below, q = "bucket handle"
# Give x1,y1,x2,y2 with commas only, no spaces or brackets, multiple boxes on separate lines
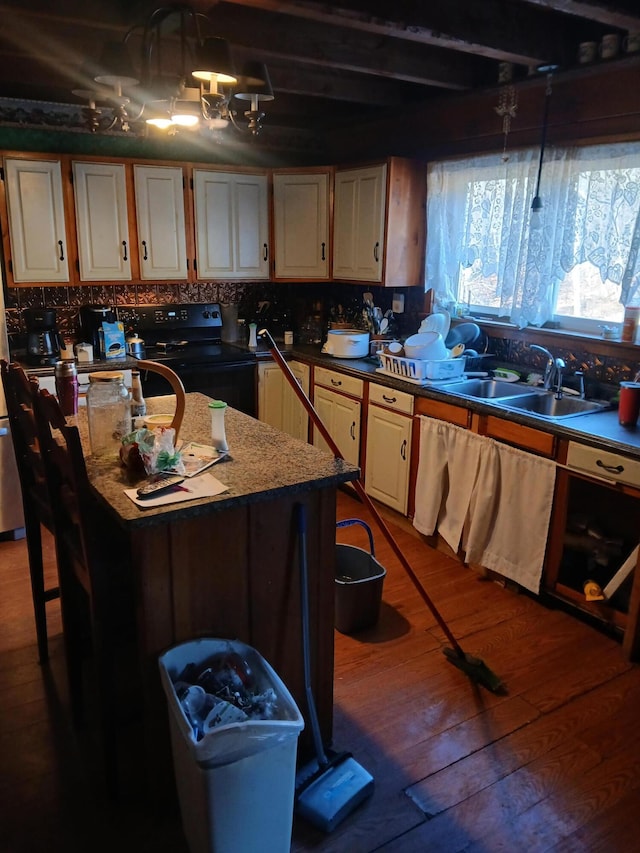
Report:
336,518,375,556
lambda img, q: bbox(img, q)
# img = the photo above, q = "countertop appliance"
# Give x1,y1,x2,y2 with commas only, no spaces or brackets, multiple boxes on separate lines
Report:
24,307,62,366
79,305,117,359
1,279,25,535
117,303,258,417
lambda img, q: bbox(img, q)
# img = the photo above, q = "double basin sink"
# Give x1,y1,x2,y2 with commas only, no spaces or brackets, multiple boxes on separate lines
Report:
439,378,610,420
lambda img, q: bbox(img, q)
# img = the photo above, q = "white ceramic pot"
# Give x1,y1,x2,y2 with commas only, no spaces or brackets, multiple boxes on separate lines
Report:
322,329,370,358
404,332,448,360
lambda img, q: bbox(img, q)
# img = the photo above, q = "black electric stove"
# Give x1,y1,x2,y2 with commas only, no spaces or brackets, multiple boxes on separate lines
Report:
117,303,257,416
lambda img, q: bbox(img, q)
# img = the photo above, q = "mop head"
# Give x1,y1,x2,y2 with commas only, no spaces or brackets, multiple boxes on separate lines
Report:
296,751,374,833
443,646,506,694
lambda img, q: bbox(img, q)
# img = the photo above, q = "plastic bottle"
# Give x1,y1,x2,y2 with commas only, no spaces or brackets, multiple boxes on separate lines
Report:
208,400,229,451
130,369,147,422
248,322,258,348
86,371,131,456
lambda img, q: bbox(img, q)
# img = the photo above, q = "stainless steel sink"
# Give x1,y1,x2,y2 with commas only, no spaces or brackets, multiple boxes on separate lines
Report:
441,378,536,399
499,394,610,419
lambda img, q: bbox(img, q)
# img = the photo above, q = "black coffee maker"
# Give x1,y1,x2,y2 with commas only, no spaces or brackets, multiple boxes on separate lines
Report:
24,307,62,366
79,305,117,359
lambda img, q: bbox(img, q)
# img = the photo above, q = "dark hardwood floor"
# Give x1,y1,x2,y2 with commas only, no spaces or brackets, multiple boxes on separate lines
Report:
2,490,640,852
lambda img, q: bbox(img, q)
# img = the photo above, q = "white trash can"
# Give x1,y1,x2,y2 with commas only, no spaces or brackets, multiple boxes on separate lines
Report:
159,638,304,853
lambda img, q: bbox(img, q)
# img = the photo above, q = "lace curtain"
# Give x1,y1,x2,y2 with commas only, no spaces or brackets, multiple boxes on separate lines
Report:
426,142,640,327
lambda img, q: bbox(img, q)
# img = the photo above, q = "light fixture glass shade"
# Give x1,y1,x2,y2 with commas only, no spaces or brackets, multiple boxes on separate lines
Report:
145,101,172,129
234,62,274,102
94,41,139,88
192,38,237,84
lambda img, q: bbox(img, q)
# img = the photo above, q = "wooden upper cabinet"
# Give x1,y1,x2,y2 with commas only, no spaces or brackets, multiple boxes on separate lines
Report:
72,161,131,281
133,164,188,280
193,169,269,280
333,157,426,287
3,157,71,283
272,170,330,280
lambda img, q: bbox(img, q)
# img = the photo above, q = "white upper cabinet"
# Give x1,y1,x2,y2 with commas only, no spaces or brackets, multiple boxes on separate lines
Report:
273,171,330,279
4,158,70,282
72,161,131,281
193,169,269,280
134,164,188,280
333,163,386,282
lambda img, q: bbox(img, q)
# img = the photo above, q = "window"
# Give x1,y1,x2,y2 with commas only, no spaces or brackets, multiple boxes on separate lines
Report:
426,142,640,331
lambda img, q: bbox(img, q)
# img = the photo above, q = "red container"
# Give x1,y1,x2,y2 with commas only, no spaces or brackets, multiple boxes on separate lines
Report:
54,361,79,416
618,381,640,427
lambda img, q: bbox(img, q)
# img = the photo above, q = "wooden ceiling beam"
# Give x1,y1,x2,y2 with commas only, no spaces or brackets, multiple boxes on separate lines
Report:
516,0,640,31
214,0,575,65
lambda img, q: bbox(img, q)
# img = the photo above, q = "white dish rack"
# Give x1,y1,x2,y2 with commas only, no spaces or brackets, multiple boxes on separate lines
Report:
376,352,466,384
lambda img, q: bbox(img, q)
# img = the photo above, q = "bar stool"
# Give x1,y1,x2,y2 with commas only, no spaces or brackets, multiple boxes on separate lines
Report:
1,360,60,663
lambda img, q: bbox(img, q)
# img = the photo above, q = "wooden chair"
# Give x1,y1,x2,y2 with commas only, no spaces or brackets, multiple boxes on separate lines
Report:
136,359,186,440
0,359,60,663
32,386,135,798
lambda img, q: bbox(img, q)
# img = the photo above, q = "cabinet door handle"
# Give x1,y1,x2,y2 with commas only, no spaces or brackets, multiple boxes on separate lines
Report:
596,459,624,474
122,240,128,261
383,394,397,404
330,379,342,387
263,243,268,261
142,240,148,261
321,241,326,261
401,439,407,461
350,421,356,440
374,241,379,262
58,240,64,261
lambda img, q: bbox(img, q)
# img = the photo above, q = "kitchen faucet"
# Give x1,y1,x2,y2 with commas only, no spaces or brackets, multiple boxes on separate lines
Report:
530,344,566,398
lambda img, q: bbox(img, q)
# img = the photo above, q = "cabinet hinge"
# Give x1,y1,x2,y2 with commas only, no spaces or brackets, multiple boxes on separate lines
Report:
8,259,12,273
0,167,4,182
75,259,80,273
182,175,186,190
190,177,194,190
193,258,197,271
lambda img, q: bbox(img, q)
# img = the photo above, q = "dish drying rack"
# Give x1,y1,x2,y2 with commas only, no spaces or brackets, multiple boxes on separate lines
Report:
376,351,466,385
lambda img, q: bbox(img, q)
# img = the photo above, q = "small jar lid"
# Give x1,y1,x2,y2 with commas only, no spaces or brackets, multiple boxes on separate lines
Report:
208,400,227,409
54,360,77,377
88,371,124,383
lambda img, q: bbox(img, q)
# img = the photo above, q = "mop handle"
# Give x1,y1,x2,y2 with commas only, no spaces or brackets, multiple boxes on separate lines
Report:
296,503,330,768
260,329,465,658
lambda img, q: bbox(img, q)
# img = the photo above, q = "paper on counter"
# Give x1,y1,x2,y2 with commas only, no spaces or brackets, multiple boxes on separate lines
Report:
125,472,229,508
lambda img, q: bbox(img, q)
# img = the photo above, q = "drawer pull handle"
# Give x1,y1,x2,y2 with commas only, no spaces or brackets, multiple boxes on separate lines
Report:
596,459,624,474
350,422,356,440
321,241,326,261
383,394,397,404
331,379,342,387
142,240,148,260
122,240,128,261
401,438,407,460
58,240,64,261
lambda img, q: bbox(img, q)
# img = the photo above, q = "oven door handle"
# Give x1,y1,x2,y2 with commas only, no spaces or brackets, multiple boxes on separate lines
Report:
136,360,186,440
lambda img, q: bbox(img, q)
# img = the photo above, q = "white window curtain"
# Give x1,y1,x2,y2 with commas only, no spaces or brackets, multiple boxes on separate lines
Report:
426,142,640,327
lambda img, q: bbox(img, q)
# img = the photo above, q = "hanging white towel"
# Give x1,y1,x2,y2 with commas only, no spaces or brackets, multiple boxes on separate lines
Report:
464,439,556,594
413,416,557,595
412,417,451,537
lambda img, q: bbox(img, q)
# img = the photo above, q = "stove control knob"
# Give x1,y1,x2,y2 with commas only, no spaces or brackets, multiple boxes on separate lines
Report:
202,310,210,319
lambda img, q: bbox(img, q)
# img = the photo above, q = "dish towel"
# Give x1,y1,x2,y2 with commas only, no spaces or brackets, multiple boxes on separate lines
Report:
413,416,556,594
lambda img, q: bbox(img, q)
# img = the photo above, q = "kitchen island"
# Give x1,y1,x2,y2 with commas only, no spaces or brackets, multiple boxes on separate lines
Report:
77,392,359,797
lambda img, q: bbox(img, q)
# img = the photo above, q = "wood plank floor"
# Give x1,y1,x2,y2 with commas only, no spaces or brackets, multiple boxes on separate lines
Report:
2,490,640,852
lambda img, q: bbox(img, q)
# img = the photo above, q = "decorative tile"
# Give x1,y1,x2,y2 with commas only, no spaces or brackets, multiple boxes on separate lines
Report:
198,282,218,302
154,284,181,303
67,286,88,306
89,284,117,305
12,287,44,309
217,282,237,302
42,286,69,306
135,284,158,304
176,282,197,302
112,284,138,305
4,308,21,335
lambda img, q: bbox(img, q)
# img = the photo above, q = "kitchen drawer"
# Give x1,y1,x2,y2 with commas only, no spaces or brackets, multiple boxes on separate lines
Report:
480,414,556,458
314,366,363,398
369,382,414,415
566,441,640,488
414,396,471,428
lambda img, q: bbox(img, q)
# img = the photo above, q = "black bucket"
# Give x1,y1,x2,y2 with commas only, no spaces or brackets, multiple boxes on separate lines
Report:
335,519,386,635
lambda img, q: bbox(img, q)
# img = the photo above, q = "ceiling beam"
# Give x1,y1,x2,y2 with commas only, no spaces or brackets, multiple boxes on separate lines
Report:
213,0,575,65
516,0,640,31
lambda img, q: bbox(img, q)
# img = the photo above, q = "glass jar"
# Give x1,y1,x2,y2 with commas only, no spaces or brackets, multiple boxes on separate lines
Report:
86,371,131,457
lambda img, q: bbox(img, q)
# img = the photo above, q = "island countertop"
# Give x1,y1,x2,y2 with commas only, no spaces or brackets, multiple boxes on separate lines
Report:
80,392,359,528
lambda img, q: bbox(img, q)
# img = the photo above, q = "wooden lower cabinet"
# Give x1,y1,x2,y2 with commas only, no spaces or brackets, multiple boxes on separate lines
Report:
365,383,413,514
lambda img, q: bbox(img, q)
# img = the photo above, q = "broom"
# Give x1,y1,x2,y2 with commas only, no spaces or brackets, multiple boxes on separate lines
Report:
259,329,505,695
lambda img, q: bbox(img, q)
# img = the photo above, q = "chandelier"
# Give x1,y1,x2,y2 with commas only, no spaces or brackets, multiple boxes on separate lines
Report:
73,4,274,137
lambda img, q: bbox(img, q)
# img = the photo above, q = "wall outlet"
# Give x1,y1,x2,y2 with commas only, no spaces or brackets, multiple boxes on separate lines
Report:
392,293,405,313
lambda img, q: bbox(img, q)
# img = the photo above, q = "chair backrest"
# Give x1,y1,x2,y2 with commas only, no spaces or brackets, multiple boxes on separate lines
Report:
136,359,185,439
1,359,52,525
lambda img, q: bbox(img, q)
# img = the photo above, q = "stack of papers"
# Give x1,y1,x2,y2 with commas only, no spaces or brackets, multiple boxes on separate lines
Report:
180,442,230,476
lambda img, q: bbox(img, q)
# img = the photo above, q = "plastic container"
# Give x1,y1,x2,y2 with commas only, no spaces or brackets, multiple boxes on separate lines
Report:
158,638,304,853
54,360,78,415
208,400,229,451
335,519,386,634
376,351,465,383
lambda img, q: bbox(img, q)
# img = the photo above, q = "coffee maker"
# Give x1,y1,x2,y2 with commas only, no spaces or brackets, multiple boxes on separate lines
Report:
24,307,62,366
79,305,117,359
